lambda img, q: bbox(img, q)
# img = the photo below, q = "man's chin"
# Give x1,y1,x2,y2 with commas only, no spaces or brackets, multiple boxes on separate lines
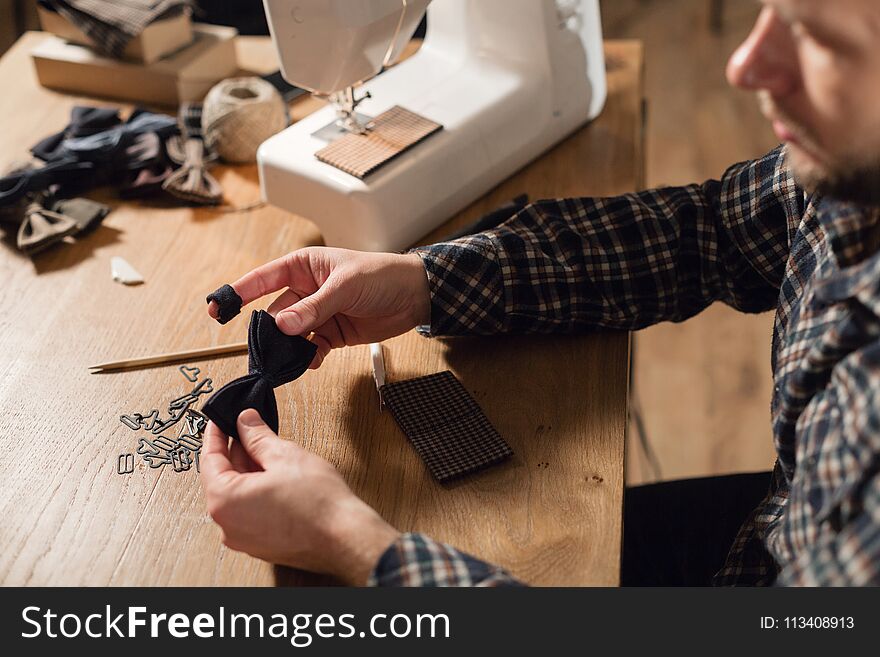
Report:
786,144,880,206
785,144,828,194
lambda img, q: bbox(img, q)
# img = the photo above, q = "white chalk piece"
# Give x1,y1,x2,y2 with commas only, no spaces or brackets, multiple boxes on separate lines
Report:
111,256,144,285
370,342,386,411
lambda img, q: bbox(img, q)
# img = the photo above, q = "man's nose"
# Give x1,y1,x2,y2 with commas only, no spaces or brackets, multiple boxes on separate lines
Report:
727,7,799,96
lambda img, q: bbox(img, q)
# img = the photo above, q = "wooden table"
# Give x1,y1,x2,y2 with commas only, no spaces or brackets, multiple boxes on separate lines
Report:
0,34,641,586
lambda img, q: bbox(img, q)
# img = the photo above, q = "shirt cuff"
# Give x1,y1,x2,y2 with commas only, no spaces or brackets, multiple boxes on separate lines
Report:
410,236,507,337
367,532,524,587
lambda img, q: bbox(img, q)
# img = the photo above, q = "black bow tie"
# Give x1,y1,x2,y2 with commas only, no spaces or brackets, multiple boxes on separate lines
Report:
202,310,317,440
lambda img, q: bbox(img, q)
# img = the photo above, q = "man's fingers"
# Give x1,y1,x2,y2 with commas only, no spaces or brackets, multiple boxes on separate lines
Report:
200,421,237,489
236,409,285,468
307,333,332,369
231,249,333,308
275,283,344,337
230,439,262,473
228,256,293,307
266,288,303,317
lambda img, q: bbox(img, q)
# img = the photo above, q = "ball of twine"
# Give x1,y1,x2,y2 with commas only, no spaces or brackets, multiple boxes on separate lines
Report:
202,77,289,164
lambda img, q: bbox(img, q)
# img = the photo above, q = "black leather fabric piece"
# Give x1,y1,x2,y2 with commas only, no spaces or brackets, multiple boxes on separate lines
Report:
206,284,243,324
202,310,317,440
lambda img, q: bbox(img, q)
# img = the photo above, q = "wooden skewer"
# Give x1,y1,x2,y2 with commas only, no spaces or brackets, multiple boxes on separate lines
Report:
89,342,248,373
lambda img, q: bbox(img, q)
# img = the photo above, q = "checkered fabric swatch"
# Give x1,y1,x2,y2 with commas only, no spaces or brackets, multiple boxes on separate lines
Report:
178,103,204,141
381,371,513,482
44,0,190,58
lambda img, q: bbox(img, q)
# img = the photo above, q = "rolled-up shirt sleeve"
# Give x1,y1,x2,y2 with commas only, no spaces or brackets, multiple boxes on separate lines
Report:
412,146,801,336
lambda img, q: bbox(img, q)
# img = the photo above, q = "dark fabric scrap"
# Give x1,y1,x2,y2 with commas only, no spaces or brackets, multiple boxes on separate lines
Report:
0,160,112,251
206,284,243,324
0,159,94,208
23,108,178,199
120,165,173,198
50,196,111,234
31,106,122,162
0,163,33,223
0,200,26,227
58,111,178,169
124,131,164,170
202,310,317,440
380,371,513,483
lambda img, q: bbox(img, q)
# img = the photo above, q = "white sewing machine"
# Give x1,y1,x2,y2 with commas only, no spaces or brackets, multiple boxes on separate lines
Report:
258,0,607,252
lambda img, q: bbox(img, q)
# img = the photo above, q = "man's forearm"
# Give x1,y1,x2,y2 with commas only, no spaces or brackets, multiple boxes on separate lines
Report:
412,146,799,337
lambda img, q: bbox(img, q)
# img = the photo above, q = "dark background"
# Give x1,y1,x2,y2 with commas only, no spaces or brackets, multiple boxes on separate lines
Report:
194,0,270,35
192,1,427,38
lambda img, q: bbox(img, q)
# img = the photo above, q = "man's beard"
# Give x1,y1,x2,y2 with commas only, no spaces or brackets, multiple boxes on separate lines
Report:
759,93,880,206
789,144,880,206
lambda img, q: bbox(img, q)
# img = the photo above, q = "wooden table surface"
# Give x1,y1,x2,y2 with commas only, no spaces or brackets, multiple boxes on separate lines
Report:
0,34,641,586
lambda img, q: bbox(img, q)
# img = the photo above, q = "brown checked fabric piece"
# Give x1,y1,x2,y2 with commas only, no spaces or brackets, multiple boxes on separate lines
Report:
316,106,442,179
380,371,513,483
44,1,190,59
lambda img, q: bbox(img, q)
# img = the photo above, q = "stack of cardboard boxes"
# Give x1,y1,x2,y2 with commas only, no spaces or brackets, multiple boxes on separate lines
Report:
32,5,239,106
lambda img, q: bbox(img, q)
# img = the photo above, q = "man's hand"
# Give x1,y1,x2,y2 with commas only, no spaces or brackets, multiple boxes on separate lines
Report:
207,248,431,368
200,409,400,584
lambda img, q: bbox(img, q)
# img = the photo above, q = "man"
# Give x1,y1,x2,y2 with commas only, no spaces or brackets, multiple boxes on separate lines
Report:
201,0,880,586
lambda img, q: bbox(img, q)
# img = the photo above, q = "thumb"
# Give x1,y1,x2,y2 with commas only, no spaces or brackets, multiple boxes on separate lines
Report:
275,280,344,335
236,409,284,468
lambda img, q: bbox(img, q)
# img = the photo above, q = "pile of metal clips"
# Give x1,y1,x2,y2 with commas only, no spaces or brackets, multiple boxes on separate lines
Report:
115,365,211,475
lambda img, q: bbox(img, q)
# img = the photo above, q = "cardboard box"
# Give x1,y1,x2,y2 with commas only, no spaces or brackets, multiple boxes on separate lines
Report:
32,24,239,107
37,5,194,64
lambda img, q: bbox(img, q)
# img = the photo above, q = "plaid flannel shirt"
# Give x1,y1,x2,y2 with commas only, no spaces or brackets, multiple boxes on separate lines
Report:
368,145,880,587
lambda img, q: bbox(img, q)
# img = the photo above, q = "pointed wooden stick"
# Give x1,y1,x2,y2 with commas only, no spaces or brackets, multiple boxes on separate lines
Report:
89,342,248,373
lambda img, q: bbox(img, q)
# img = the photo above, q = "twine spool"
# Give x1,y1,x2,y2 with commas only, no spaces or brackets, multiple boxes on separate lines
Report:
202,77,288,163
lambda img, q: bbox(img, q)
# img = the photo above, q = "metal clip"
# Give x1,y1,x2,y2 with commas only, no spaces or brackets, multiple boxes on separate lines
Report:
151,403,189,435
153,435,179,452
178,434,202,452
120,372,212,474
170,447,193,472
137,437,171,468
179,365,200,382
140,409,161,432
168,378,214,411
184,408,208,436
117,453,135,474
